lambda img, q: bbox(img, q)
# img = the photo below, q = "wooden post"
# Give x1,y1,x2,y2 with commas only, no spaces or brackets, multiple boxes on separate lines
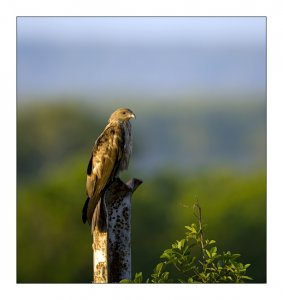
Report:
92,177,142,283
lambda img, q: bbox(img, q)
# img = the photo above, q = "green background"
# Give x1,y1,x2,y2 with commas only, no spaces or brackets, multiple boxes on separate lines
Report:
17,98,266,283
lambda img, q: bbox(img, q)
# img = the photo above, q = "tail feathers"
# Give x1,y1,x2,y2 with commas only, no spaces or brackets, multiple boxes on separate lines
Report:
82,197,90,224
92,199,107,232
82,196,107,232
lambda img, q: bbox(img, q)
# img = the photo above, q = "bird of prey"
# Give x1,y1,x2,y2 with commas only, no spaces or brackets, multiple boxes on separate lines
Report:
82,108,136,232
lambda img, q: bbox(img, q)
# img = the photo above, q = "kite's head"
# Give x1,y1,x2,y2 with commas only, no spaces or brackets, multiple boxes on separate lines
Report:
109,108,136,122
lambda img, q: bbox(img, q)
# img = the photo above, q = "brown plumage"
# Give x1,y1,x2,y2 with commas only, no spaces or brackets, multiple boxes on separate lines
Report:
82,108,135,231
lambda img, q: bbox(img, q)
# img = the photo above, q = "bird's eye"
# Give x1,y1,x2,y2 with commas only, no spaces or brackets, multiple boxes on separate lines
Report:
123,112,126,114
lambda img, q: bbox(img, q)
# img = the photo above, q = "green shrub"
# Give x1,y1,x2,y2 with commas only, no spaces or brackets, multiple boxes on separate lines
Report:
122,203,252,283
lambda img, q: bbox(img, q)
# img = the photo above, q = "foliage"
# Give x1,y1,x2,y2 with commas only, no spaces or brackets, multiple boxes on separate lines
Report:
122,204,252,283
17,101,265,283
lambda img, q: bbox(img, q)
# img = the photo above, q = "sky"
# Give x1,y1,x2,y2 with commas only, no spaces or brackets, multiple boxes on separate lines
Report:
17,17,265,45
17,17,266,100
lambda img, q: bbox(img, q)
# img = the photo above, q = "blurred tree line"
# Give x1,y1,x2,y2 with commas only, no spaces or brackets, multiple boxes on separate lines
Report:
17,99,266,283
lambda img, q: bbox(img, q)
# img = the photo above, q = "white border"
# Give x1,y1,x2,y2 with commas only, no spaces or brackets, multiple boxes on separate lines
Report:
1,0,283,299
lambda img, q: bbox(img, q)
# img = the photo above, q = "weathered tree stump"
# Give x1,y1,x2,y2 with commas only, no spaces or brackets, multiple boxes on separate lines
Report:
92,177,142,283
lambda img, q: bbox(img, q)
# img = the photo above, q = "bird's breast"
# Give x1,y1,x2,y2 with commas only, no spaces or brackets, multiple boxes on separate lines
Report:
119,121,133,171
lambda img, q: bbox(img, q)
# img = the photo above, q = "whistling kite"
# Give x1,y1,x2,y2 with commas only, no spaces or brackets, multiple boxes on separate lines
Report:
82,108,136,231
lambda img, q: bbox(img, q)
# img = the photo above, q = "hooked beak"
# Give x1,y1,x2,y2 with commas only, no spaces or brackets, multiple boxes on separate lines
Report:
130,113,136,120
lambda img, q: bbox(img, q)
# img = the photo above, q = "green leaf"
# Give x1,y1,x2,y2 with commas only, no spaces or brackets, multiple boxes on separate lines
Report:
186,224,197,233
241,275,253,280
238,263,244,269
205,249,211,258
154,262,164,275
162,272,170,281
160,251,171,259
231,253,241,260
182,245,190,255
177,239,185,249
133,272,143,283
185,225,193,231
120,279,131,283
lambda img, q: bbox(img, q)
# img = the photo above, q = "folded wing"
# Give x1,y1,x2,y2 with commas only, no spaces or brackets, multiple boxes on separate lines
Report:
84,124,124,224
